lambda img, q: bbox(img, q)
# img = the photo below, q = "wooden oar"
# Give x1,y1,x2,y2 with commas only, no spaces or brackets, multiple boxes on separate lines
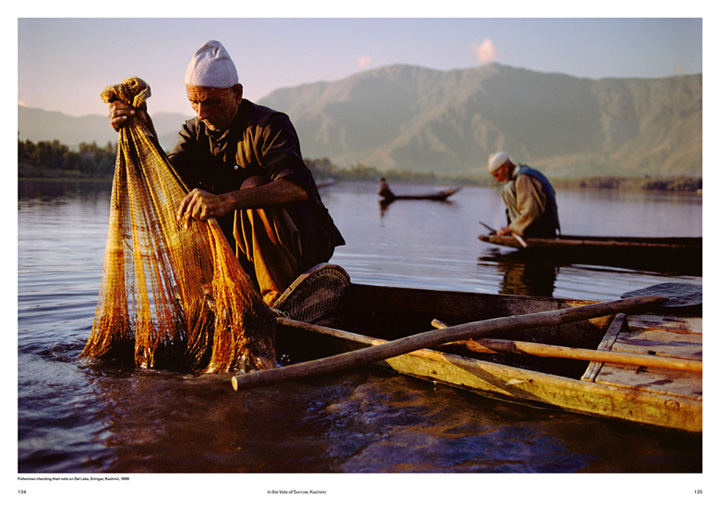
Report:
431,320,701,372
231,295,667,391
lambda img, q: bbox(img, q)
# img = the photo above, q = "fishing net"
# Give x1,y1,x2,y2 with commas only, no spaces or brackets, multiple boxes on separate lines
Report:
81,77,277,373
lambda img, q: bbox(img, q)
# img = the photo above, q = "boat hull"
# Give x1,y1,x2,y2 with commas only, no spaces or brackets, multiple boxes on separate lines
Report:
380,187,462,203
479,234,702,274
276,283,702,432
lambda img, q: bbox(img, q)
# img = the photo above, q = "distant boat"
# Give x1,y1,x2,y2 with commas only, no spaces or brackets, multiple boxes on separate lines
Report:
378,178,461,203
316,179,336,189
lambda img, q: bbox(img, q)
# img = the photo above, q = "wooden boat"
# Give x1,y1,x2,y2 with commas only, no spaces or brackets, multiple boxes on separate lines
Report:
380,187,462,203
242,265,702,433
478,233,702,275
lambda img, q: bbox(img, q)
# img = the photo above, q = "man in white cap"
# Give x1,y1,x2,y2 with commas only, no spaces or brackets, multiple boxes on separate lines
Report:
487,151,560,238
108,40,345,305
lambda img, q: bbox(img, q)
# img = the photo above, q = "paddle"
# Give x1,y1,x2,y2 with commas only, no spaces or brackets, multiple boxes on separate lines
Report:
479,220,528,248
231,295,667,391
431,319,701,372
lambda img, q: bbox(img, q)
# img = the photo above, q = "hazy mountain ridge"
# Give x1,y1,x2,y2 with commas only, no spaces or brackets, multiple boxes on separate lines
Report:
18,63,701,178
17,106,190,152
262,63,701,178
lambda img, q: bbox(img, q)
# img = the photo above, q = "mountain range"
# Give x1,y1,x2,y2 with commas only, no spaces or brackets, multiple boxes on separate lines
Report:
18,63,702,179
17,106,190,153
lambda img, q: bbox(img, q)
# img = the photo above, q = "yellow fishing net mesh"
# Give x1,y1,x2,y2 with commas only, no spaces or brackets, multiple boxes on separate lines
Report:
81,77,276,373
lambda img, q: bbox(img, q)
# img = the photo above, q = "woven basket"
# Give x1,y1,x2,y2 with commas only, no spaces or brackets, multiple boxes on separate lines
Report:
273,263,351,322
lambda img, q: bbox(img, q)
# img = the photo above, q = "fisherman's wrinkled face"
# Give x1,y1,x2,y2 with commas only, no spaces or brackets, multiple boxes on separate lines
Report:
186,84,242,132
491,163,510,183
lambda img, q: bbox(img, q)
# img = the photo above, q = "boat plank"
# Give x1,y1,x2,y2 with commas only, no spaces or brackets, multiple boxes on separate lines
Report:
613,330,702,360
594,364,702,400
582,313,626,381
589,311,701,400
627,315,702,334
379,351,702,431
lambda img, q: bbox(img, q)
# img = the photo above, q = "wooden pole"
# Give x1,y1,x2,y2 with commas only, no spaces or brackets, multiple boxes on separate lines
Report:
478,220,527,248
511,233,528,248
431,320,701,372
231,295,667,391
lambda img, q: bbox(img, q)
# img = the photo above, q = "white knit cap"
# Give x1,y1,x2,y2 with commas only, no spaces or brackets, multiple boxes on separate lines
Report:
487,151,510,173
184,40,238,88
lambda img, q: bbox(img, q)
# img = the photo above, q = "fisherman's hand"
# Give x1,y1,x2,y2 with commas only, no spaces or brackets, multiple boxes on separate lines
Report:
497,227,513,236
108,100,135,131
177,188,232,228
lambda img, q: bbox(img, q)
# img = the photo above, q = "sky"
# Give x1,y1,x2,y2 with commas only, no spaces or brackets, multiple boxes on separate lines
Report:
15,12,705,119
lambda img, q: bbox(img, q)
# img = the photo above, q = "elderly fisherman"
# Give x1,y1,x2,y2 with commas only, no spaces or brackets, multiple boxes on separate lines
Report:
487,151,560,239
108,40,344,306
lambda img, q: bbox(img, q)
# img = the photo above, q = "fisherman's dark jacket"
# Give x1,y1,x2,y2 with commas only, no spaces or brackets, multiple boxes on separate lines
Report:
168,99,345,265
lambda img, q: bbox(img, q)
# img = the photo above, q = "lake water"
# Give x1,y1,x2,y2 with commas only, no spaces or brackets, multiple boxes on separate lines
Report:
15,180,703,501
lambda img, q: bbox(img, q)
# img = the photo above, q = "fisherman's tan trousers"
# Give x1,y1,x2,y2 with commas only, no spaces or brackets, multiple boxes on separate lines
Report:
234,208,302,306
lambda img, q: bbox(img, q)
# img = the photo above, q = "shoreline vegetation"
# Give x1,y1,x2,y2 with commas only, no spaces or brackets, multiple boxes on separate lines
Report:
18,140,702,194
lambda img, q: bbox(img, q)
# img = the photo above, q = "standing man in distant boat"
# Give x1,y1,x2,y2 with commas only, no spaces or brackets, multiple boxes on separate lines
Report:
487,152,560,238
107,40,345,306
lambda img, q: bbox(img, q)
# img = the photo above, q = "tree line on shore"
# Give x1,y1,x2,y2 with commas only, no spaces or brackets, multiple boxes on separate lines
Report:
18,139,117,179
18,140,702,193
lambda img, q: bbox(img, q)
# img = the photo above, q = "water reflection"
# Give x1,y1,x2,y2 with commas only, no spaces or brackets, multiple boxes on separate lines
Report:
484,256,559,297
378,197,456,218
18,179,111,202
